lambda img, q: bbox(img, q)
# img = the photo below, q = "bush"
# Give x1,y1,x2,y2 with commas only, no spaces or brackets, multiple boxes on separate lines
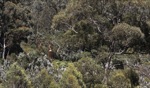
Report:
124,68,139,87
33,69,59,88
75,57,104,88
60,63,85,88
109,70,131,88
2,63,32,88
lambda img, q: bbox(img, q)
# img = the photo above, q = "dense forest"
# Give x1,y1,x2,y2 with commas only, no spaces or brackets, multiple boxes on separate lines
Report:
0,0,150,88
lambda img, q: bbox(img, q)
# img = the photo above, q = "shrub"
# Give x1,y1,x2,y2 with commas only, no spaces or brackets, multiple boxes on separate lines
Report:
2,63,32,88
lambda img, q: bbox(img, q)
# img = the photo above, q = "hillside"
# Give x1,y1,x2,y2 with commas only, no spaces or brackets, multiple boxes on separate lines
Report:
0,0,150,88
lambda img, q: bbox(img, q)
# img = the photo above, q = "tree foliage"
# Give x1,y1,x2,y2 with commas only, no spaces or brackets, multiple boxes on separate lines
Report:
60,63,85,88
0,0,32,59
0,0,150,88
2,63,32,88
109,23,145,53
75,58,104,88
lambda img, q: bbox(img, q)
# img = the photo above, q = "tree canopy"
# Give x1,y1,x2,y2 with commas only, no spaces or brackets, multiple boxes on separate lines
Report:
0,0,150,88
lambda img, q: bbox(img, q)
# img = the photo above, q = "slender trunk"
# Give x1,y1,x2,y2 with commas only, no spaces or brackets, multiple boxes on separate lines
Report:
2,38,6,59
13,83,15,88
104,63,109,85
103,53,114,85
103,61,111,85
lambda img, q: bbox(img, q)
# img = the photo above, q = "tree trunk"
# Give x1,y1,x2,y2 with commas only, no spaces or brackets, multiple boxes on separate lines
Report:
2,38,6,59
103,53,114,85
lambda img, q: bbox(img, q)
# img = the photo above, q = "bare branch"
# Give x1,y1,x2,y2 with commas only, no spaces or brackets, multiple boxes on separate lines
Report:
89,17,102,33
61,22,78,33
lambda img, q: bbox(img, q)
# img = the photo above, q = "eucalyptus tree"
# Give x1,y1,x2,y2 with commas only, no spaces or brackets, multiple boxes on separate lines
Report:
0,0,32,59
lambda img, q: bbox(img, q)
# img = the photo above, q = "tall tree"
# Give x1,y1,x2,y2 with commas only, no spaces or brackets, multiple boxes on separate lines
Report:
0,0,32,59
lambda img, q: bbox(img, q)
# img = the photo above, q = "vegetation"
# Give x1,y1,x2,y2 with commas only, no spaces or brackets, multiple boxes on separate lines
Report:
0,0,150,88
